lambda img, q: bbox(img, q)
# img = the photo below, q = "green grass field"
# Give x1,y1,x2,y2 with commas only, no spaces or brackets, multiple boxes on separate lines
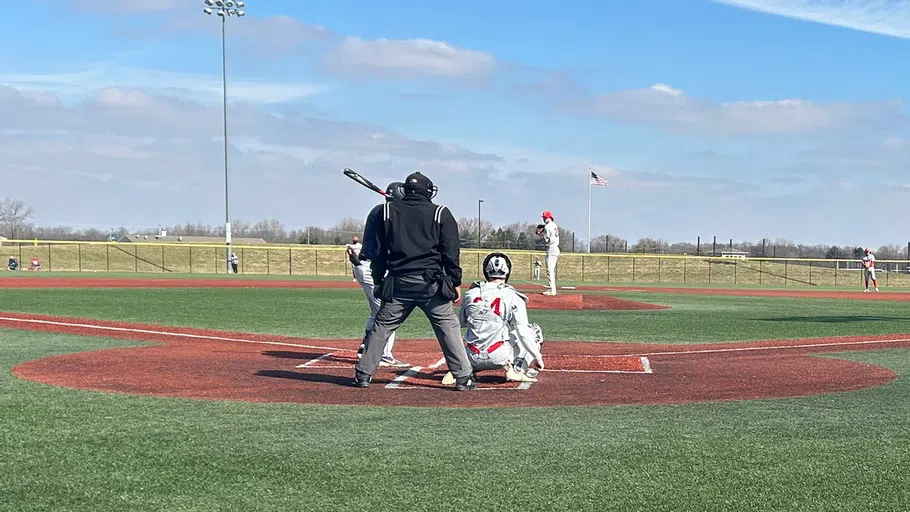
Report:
1,281,909,510
9,241,910,287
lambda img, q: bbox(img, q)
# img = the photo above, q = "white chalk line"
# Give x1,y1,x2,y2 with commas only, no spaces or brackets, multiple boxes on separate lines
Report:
0,315,350,352
295,352,337,368
617,338,910,358
385,357,446,389
543,369,648,374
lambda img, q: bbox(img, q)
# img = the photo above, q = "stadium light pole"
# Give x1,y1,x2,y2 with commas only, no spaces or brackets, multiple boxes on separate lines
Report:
477,199,483,249
204,0,245,273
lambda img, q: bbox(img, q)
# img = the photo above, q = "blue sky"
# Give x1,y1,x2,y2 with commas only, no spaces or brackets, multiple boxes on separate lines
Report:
2,0,910,247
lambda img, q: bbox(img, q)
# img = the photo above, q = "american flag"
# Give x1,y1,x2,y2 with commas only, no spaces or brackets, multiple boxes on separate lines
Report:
590,170,608,187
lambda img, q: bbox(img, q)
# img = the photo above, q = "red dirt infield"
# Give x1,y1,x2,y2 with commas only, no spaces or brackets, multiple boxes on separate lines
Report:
5,311,905,408
3,277,908,408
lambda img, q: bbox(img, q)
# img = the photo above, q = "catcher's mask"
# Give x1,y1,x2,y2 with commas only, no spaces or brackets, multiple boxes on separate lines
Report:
403,171,438,199
483,252,512,282
385,181,405,202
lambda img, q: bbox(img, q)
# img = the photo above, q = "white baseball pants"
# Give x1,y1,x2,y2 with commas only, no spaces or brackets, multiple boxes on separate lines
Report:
353,264,396,358
545,249,559,293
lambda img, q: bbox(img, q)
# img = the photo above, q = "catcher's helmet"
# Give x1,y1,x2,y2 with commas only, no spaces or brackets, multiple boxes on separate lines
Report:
483,252,512,282
403,171,438,199
385,181,405,202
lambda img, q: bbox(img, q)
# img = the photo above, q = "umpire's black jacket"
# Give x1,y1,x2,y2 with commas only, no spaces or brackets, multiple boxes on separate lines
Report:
362,193,462,293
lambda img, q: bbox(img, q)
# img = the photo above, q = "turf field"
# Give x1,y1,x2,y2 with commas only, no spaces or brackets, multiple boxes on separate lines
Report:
1,275,908,511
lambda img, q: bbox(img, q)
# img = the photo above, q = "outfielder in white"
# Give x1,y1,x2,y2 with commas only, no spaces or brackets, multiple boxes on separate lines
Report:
345,242,409,368
538,210,560,295
862,248,879,292
442,252,545,385
346,237,361,283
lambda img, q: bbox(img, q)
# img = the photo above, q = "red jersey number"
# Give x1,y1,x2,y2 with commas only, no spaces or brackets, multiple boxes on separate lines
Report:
473,296,502,317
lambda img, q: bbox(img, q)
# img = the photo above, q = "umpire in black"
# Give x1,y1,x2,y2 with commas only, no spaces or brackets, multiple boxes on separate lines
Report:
354,171,476,391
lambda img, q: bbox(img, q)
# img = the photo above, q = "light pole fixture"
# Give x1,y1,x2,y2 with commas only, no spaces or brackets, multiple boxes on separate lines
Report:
204,0,245,273
477,199,483,249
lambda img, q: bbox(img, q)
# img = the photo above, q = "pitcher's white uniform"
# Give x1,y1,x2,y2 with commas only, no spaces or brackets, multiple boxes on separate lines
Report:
862,249,878,292
541,211,560,295
459,281,544,375
346,240,362,282
347,243,406,366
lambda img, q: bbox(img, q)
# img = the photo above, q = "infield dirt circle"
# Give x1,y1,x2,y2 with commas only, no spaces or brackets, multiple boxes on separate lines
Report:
4,278,908,408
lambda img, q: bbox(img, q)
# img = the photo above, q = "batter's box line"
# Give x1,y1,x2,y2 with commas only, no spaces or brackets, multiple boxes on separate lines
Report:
385,357,447,389
296,352,338,368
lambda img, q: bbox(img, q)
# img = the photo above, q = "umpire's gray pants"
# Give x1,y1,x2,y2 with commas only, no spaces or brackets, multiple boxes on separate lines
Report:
355,279,473,380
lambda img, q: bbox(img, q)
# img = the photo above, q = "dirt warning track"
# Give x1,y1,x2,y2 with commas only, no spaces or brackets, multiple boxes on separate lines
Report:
6,312,904,408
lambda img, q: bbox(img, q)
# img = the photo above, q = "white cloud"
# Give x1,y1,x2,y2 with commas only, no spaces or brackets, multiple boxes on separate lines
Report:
0,64,326,104
166,14,330,54
323,37,496,79
51,0,496,81
715,0,910,39
581,83,905,135
3,83,909,246
61,0,187,13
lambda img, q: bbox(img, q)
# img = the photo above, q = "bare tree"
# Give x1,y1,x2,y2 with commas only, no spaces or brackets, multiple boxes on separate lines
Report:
668,241,697,255
0,199,35,239
630,237,669,254
590,234,628,253
458,217,494,247
251,219,286,242
332,217,365,238
876,244,902,260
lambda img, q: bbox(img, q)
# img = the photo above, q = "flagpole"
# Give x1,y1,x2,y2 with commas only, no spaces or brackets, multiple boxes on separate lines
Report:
587,165,592,254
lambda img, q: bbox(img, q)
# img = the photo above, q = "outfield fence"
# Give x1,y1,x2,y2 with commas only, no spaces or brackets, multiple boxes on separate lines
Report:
4,240,910,288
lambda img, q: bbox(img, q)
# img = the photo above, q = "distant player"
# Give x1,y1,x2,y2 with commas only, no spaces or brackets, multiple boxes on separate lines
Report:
862,248,878,292
441,252,545,385
536,210,559,295
346,236,409,368
533,257,541,281
346,236,361,282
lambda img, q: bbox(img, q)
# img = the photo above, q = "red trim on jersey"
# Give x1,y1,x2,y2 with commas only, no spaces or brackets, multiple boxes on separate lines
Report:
467,340,505,355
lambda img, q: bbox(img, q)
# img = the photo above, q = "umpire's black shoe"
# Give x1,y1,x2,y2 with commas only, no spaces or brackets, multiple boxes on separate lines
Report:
353,370,372,388
454,374,477,391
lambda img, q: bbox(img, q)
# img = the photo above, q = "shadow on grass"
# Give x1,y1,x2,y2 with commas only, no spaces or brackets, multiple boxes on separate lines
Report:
761,316,910,323
255,369,353,386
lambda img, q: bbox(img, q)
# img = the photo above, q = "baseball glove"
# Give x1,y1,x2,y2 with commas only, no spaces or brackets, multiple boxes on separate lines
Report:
535,224,545,235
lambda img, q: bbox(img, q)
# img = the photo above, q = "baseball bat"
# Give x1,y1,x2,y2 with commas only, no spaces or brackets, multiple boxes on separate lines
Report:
343,167,390,199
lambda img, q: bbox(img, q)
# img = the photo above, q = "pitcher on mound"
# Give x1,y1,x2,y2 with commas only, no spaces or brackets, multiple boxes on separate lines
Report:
536,210,560,295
